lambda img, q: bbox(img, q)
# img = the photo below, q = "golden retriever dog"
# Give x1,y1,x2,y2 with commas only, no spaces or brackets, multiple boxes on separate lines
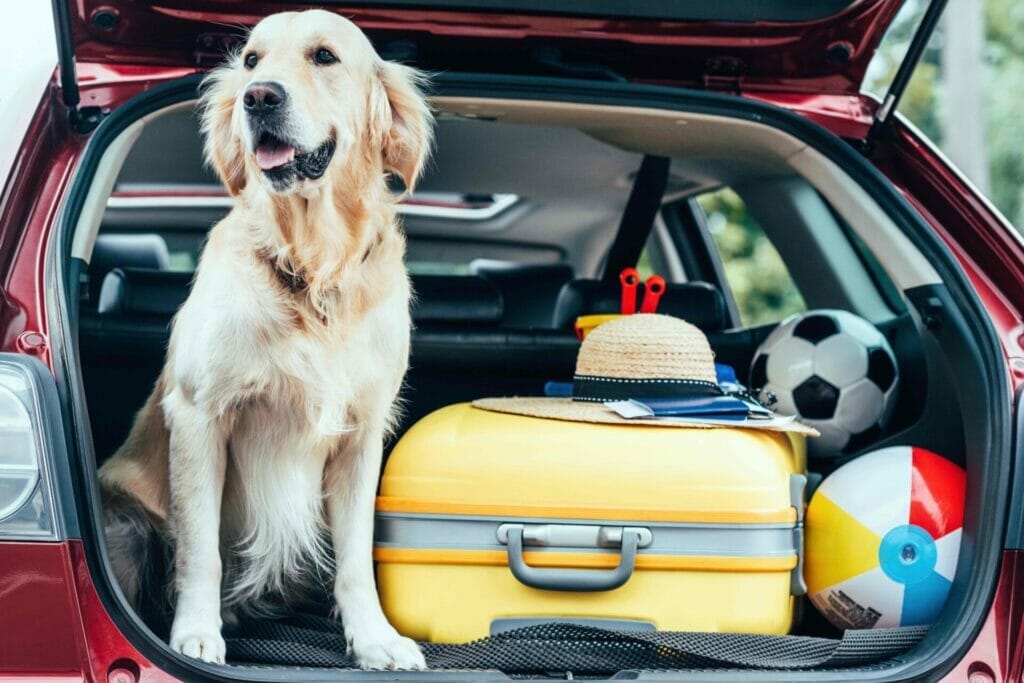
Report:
98,10,432,669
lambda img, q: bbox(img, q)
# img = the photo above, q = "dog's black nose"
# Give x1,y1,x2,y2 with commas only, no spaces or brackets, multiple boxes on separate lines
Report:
243,81,287,113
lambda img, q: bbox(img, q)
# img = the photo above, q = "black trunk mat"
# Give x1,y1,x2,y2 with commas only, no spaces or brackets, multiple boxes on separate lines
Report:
224,613,927,674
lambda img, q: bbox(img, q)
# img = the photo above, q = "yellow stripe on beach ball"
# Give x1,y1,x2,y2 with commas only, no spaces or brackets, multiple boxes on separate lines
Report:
806,492,882,593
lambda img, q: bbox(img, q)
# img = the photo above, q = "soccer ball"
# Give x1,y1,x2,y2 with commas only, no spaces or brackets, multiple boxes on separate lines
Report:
749,310,899,457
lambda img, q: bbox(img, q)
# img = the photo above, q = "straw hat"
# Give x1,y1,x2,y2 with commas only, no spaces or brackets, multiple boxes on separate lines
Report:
475,313,817,435
475,314,716,427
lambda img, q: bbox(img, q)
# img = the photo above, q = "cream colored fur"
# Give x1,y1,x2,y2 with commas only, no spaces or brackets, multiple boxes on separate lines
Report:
98,10,432,669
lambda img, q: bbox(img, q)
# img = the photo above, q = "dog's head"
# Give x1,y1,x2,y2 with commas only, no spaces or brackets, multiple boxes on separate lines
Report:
200,10,432,197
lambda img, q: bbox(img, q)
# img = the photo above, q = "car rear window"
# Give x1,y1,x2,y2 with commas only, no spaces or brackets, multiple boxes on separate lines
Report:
696,187,806,326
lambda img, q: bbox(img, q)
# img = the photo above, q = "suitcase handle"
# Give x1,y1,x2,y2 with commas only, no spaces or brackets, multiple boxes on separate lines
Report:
505,525,640,592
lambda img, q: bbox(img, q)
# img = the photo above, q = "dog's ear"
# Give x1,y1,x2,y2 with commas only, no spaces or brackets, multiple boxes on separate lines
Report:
370,61,434,191
200,61,247,196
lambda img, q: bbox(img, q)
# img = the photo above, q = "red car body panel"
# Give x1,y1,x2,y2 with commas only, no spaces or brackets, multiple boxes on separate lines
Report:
942,550,1024,682
0,543,86,677
0,541,175,683
62,0,903,94
67,542,179,683
2,2,1023,678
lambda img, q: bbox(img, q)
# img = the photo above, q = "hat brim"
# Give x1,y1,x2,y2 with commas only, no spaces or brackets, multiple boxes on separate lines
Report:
472,397,819,436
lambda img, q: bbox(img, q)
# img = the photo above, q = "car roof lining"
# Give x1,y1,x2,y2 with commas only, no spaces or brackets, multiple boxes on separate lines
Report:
436,96,940,291
71,96,940,296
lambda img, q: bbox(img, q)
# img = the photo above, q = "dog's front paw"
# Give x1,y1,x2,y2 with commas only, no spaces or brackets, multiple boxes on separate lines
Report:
170,622,226,664
349,628,426,670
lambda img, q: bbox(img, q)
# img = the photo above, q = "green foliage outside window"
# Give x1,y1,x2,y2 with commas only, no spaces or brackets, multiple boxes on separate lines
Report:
867,0,1024,227
697,189,806,327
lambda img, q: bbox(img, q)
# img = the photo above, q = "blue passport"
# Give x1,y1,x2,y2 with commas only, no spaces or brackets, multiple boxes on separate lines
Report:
635,395,753,419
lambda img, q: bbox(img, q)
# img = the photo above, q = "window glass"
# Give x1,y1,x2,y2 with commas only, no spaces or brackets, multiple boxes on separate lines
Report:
166,252,197,272
635,248,655,281
696,188,805,327
864,0,1023,229
95,228,205,273
405,239,565,277
163,236,201,272
636,235,673,282
406,262,473,276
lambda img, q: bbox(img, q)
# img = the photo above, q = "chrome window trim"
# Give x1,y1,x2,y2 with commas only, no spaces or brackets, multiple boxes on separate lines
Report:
106,187,521,221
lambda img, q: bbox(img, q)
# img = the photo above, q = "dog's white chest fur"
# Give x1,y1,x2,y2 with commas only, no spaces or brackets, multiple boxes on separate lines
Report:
167,232,411,607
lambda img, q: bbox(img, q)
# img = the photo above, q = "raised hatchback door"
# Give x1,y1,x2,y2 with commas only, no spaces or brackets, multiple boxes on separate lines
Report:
52,0,916,96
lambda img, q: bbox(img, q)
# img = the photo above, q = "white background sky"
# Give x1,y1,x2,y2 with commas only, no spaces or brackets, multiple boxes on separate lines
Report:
0,4,56,182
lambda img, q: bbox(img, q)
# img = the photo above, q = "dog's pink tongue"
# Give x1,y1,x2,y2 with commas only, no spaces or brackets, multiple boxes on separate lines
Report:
256,143,295,170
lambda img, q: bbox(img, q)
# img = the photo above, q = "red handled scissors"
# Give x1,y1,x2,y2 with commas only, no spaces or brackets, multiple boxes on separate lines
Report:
619,268,666,314
640,275,666,313
619,268,641,314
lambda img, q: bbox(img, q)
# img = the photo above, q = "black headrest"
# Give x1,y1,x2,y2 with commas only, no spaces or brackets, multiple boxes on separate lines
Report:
552,279,729,332
89,234,171,305
411,275,503,325
98,268,192,317
470,261,574,328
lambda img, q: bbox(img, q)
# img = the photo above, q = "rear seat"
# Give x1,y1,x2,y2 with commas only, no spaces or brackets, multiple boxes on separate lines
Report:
79,267,740,462
412,275,503,326
469,260,573,329
87,233,171,307
79,268,508,459
89,269,504,329
98,268,193,318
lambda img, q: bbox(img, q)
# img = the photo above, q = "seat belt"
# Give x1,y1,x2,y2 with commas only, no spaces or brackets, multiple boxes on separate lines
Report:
602,155,671,282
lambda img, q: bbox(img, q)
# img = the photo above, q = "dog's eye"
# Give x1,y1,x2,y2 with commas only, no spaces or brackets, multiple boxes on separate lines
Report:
314,48,337,66
244,53,259,70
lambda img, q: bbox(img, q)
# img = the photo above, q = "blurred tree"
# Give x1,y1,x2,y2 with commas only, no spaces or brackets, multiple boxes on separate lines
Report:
945,0,989,192
680,0,1024,329
984,0,1024,225
864,0,943,143
867,0,1024,227
697,189,805,327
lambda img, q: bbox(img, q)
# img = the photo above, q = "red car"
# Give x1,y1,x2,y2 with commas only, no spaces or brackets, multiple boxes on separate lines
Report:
2,0,1022,681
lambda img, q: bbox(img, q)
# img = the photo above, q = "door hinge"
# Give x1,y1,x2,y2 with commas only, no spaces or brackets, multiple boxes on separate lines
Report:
70,106,109,135
195,32,245,67
703,57,745,94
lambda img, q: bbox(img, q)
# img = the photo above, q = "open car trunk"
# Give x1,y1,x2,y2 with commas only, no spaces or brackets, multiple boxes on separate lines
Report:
54,0,907,95
49,69,1010,682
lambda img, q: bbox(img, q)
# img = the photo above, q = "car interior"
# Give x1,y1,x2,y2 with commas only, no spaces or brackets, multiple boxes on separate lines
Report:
62,91,989,677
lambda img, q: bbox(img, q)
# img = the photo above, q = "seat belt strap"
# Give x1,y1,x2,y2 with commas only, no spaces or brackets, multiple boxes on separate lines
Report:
602,155,671,282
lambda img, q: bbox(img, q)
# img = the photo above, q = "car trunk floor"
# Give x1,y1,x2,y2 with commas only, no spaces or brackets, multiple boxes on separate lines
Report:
219,612,927,675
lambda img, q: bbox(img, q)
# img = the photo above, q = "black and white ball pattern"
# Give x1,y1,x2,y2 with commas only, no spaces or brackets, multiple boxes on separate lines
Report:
749,310,899,457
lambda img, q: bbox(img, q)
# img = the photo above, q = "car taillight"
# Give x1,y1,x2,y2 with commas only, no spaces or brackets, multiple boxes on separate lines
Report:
0,359,65,540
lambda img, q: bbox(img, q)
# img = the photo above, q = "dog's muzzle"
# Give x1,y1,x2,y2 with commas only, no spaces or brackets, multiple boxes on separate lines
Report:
255,136,336,189
244,81,336,189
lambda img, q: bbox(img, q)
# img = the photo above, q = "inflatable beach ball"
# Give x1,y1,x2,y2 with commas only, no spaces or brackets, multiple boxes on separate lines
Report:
806,446,965,629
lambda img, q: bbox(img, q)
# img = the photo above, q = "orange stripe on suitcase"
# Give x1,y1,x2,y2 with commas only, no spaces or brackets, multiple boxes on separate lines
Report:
374,547,798,572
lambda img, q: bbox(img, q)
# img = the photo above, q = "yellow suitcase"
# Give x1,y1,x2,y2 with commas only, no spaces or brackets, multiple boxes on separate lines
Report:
375,403,807,643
